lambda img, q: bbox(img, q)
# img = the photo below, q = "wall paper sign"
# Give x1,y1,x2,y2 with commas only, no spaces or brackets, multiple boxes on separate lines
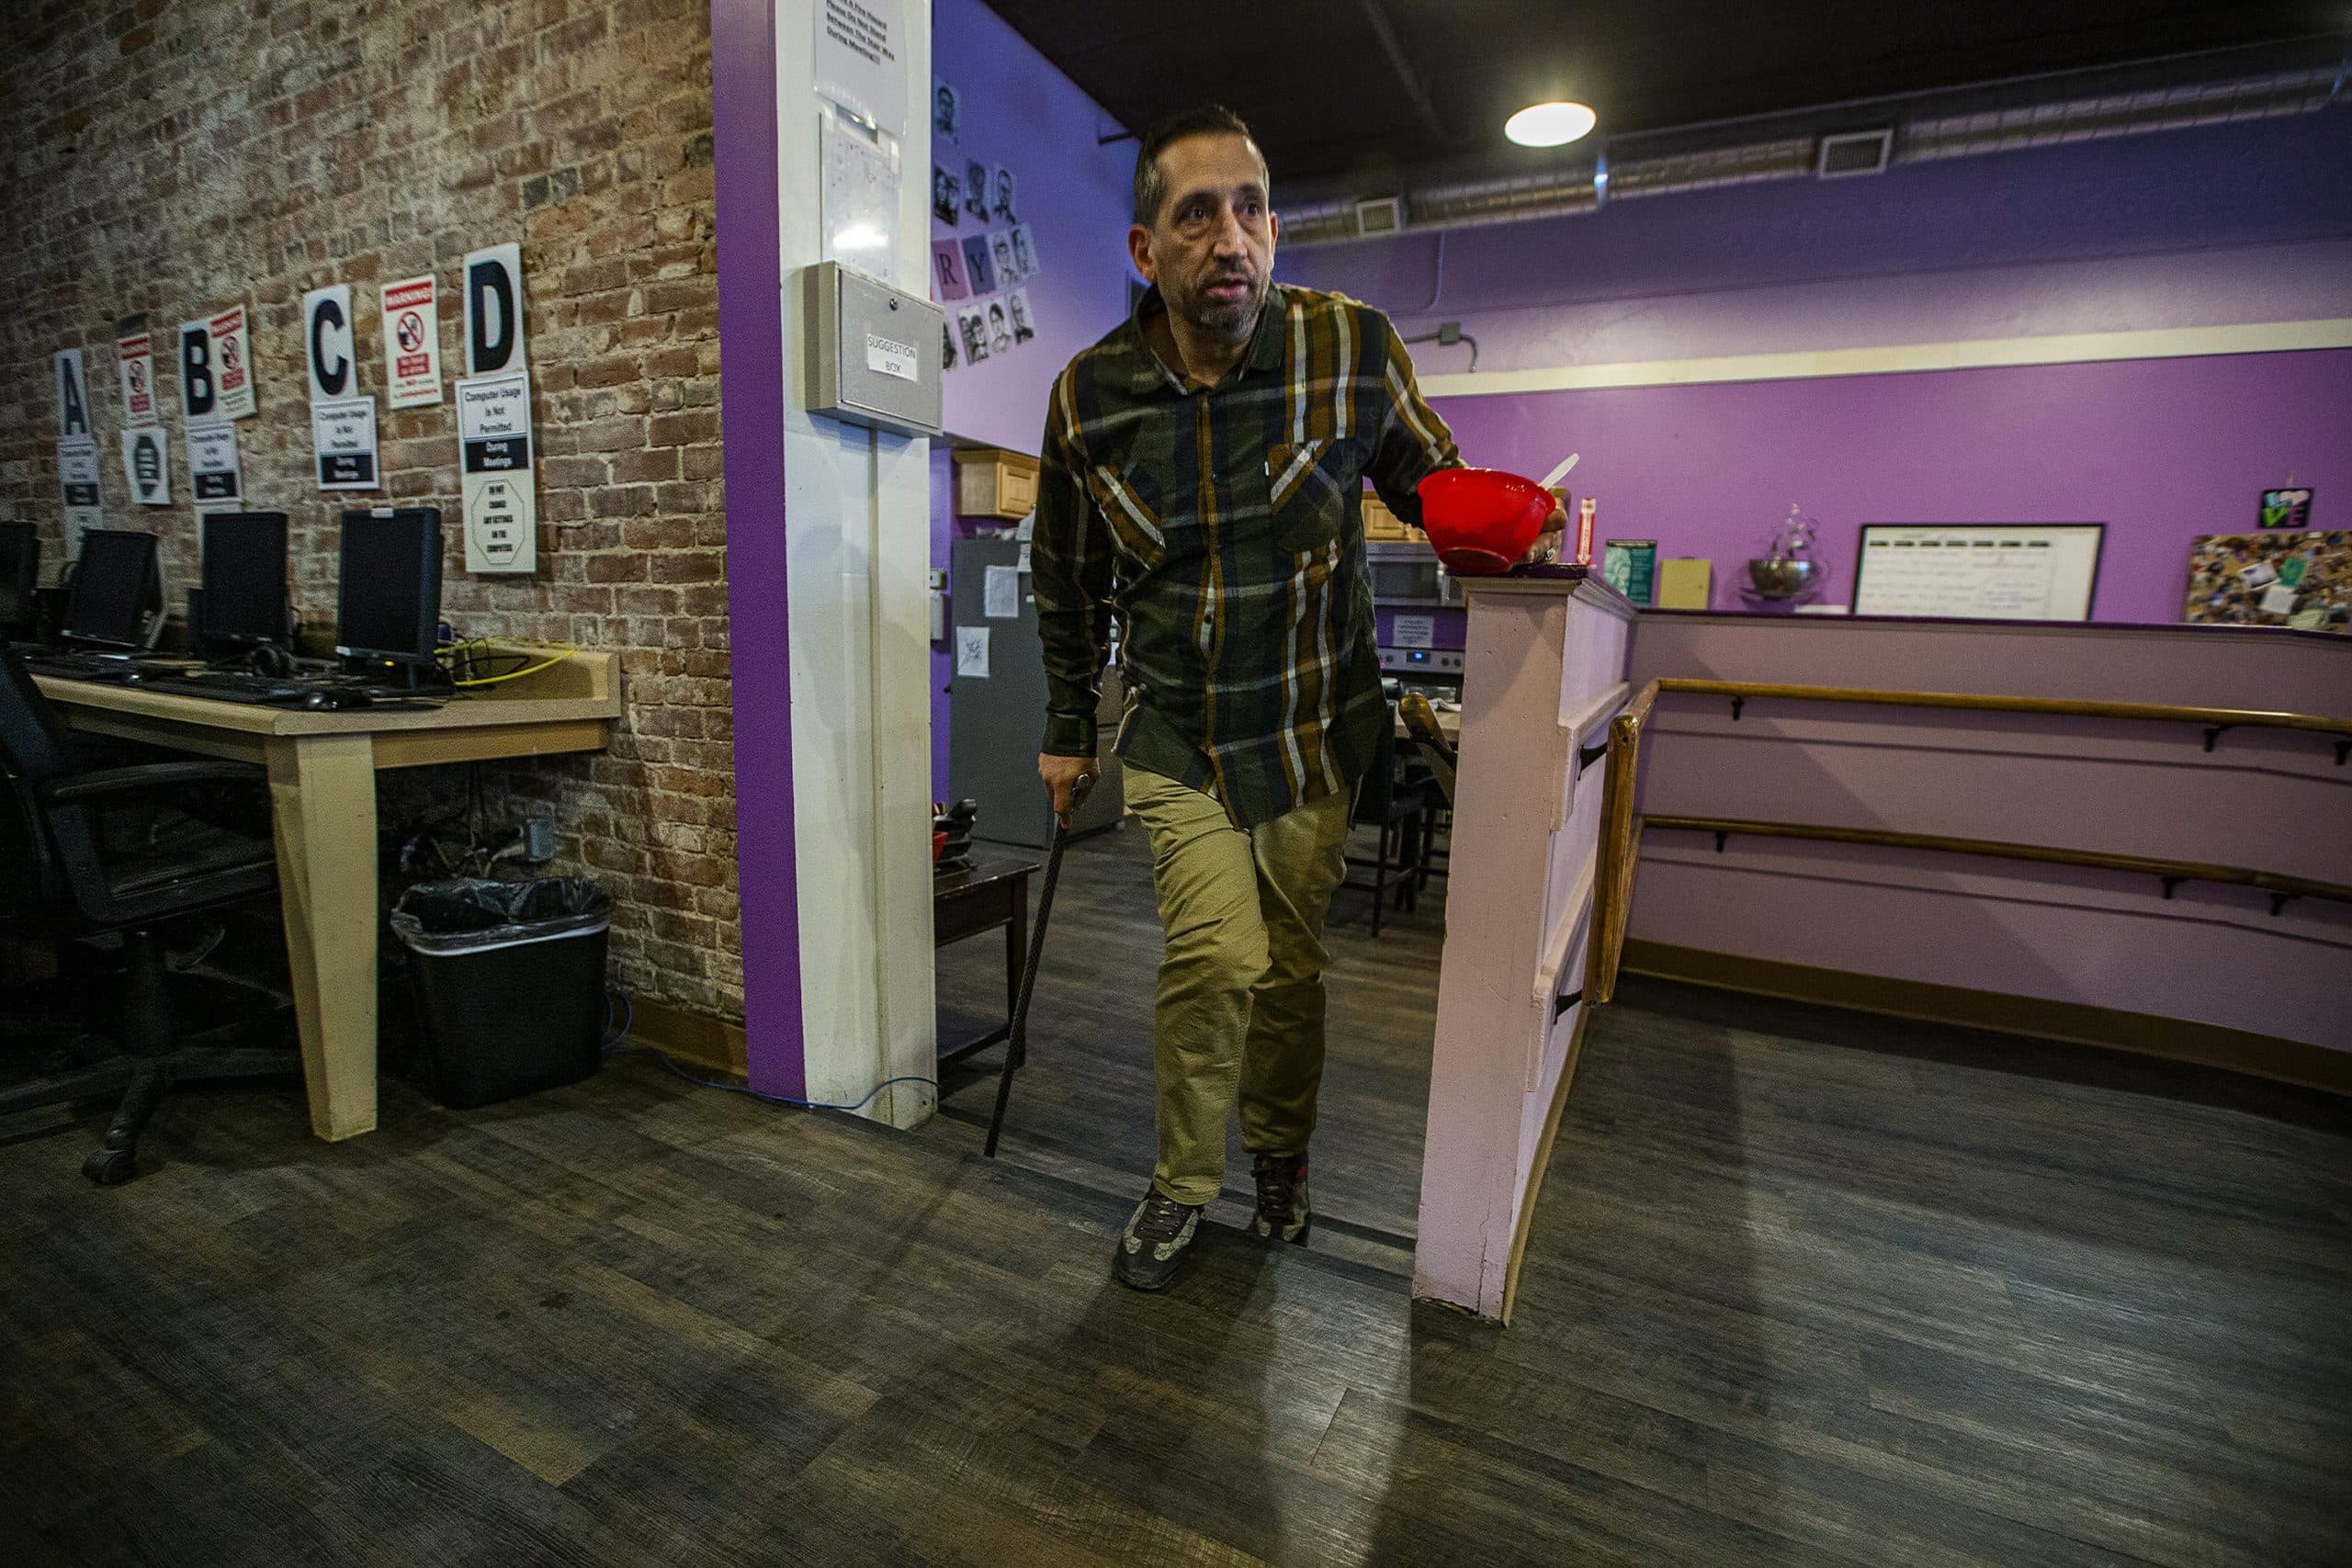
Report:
815,0,906,139
117,325,157,424
931,239,969,300
311,397,380,490
302,284,357,403
380,276,444,408
121,426,171,506
209,303,256,419
457,370,537,573
2260,488,2314,529
58,436,102,547
186,421,243,509
179,320,220,423
960,234,996,295
53,348,92,436
462,244,528,377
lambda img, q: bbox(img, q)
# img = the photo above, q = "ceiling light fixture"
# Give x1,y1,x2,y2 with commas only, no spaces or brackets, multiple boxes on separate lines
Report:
1505,101,1597,148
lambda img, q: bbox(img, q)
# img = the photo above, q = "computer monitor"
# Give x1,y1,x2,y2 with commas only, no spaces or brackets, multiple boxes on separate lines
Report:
199,511,290,649
63,530,160,649
0,522,37,633
335,507,442,673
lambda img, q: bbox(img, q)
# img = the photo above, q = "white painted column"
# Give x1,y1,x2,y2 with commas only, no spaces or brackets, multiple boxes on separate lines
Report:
771,0,938,1126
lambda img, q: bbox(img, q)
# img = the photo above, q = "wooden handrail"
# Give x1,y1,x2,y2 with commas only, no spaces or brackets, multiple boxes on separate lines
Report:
1657,678,2352,760
1645,814,2352,914
1585,679,1661,1005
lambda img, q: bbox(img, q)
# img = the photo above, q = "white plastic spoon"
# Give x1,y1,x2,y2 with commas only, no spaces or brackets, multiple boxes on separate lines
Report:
1537,452,1581,491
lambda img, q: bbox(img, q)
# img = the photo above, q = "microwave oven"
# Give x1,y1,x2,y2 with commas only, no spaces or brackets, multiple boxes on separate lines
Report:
1364,540,1463,607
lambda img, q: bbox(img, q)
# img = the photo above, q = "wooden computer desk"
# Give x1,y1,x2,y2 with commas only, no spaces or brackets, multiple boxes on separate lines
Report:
33,650,622,1142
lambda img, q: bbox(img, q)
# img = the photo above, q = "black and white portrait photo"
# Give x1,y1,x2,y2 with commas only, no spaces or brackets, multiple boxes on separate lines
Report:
957,302,991,365
990,165,1017,222
931,164,960,226
933,79,959,143
942,319,957,372
1010,223,1038,280
987,299,1012,357
989,230,1018,287
964,159,989,222
1008,288,1036,344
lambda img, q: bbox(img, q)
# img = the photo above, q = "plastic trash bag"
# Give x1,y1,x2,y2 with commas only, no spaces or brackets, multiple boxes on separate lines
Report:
390,877,610,955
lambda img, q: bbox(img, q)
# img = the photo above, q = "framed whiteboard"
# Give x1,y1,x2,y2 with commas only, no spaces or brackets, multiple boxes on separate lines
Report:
1852,524,2104,621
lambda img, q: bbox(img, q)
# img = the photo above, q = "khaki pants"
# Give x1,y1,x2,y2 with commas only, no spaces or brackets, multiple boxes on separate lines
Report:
1124,764,1353,1207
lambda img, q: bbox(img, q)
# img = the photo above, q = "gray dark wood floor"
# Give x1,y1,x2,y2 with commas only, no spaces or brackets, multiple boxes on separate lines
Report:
5,838,2349,1564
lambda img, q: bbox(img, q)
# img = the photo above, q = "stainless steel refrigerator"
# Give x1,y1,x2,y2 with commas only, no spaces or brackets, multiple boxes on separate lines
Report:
947,536,1125,848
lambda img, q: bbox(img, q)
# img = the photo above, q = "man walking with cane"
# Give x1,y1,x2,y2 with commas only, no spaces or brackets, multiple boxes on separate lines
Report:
1031,106,1556,1291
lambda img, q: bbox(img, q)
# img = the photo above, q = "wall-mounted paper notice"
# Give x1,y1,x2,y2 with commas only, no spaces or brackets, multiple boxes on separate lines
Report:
984,563,1018,618
956,626,989,678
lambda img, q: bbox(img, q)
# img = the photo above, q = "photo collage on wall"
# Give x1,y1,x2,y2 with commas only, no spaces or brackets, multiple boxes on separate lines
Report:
930,78,1040,373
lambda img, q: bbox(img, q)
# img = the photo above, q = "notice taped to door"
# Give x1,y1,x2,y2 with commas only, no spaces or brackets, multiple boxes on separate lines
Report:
311,397,380,490
457,370,537,573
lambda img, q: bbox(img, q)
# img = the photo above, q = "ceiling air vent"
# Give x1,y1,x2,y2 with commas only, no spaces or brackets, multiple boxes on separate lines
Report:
1816,129,1893,178
1353,195,1407,236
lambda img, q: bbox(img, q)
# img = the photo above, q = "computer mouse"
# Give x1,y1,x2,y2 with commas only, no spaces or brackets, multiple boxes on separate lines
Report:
299,689,334,709
119,668,145,682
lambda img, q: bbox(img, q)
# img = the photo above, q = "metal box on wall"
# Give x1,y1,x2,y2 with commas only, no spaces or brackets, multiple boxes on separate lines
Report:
799,261,944,437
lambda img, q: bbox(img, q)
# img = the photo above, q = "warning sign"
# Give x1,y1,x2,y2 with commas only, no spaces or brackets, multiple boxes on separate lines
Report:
457,370,537,573
121,426,171,506
118,327,157,425
209,303,256,420
187,422,243,509
381,276,443,409
311,397,380,490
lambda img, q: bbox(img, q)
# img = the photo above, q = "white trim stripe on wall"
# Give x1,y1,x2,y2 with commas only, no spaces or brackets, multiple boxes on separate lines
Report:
1419,318,2352,399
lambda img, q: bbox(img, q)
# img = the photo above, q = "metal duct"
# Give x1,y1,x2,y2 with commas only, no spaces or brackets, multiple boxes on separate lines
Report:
1279,39,2348,246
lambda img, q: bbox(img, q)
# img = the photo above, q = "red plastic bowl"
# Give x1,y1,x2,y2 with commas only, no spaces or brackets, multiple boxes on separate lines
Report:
1416,468,1554,575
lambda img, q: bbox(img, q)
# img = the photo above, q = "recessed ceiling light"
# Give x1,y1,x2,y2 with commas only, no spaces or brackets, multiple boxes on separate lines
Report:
1505,101,1598,148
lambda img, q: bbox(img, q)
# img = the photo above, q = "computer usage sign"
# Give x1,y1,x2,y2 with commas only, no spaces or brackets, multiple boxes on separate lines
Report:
458,370,537,573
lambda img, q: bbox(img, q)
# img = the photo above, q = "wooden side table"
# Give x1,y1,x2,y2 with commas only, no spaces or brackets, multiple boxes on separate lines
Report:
933,852,1040,1064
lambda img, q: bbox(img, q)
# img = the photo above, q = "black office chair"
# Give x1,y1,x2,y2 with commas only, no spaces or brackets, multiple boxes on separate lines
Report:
1340,709,1437,938
0,653,294,1183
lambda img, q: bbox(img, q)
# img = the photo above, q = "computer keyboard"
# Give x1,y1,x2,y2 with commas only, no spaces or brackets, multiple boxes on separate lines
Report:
141,671,311,704
19,652,187,683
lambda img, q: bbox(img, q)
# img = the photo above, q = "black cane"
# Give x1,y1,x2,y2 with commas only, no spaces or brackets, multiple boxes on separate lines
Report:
984,773,1092,1157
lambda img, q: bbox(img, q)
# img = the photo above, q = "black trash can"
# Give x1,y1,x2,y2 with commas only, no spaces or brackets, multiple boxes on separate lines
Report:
390,877,612,1109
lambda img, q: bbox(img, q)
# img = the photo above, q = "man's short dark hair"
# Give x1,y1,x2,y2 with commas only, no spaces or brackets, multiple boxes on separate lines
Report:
1133,104,1266,227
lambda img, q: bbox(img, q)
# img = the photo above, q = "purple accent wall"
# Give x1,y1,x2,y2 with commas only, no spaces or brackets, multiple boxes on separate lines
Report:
1285,114,2352,371
933,0,1133,450
1280,112,2352,626
929,0,1134,795
1623,615,2352,1053
1432,349,2352,620
712,0,804,1099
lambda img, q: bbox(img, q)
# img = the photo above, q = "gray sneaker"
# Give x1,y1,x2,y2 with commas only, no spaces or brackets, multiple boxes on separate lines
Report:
1250,1152,1310,1243
1114,1190,1202,1291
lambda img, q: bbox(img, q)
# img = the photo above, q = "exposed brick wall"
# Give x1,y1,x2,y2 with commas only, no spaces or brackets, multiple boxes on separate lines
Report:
0,0,741,1022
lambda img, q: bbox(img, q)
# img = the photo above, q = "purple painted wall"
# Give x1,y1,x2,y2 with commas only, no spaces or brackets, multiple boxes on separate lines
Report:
1285,114,2352,370
1432,349,2352,620
712,0,803,1097
932,0,1133,450
1621,615,2352,1054
1281,111,2352,626
929,0,1134,796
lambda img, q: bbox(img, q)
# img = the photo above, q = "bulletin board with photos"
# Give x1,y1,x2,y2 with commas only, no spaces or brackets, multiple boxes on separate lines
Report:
928,75,1042,374
2182,531,2352,634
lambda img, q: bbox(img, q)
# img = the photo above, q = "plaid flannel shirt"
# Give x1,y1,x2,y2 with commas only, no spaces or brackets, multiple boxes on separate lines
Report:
1031,283,1461,829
